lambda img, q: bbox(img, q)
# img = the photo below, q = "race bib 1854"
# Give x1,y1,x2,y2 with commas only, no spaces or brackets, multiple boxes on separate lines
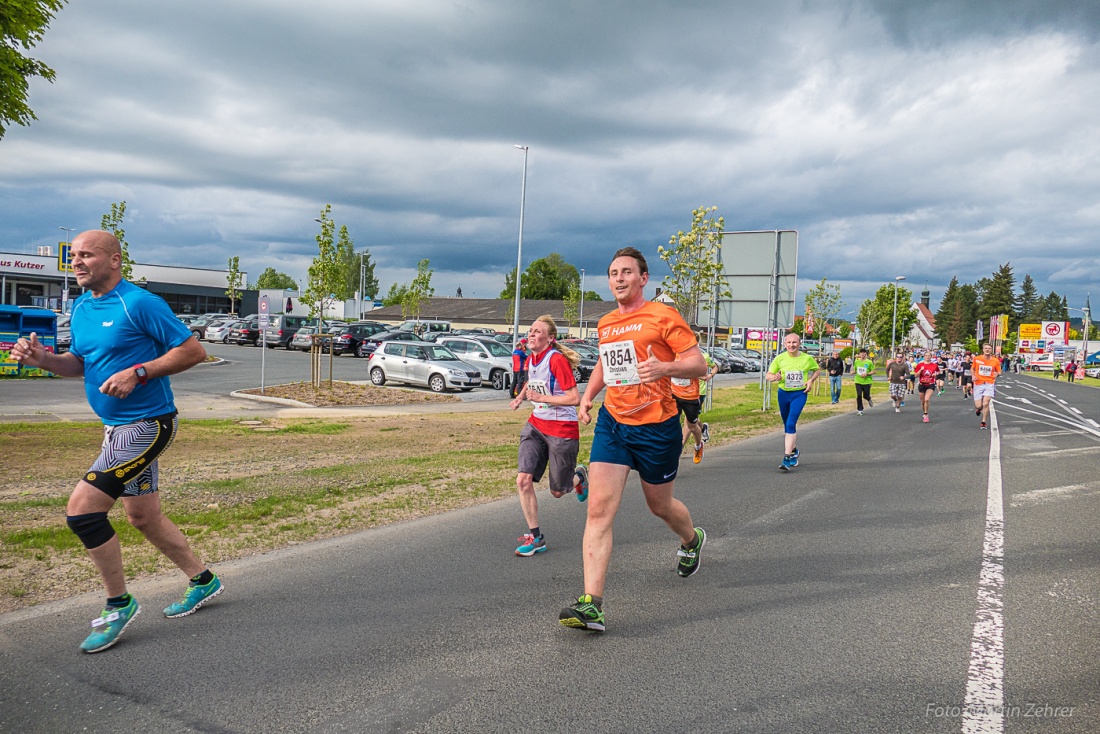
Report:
600,340,640,386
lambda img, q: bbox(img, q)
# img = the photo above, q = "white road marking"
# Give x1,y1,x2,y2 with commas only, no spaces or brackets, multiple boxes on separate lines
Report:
1088,419,1099,428
1010,482,1100,507
1070,407,1082,415
962,405,1004,734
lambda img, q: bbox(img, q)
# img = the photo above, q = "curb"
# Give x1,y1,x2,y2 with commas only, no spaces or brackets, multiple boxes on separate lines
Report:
228,390,314,408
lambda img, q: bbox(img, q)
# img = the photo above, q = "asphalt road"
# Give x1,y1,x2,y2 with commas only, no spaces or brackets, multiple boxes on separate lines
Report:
1,374,1096,733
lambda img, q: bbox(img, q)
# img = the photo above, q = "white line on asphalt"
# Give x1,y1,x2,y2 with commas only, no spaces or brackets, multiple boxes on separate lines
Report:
1089,419,1099,428
962,404,1005,734
1070,407,1082,415
1057,398,1067,405
743,488,831,529
993,402,1100,439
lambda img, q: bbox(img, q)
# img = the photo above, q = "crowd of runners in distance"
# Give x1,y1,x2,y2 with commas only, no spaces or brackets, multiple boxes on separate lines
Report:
861,344,1007,429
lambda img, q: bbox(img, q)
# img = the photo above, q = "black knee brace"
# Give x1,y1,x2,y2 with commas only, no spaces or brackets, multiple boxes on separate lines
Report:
67,512,116,549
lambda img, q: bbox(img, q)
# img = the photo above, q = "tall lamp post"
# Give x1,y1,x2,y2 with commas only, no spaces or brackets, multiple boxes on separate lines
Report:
579,268,585,338
59,226,75,311
890,275,906,357
511,144,528,345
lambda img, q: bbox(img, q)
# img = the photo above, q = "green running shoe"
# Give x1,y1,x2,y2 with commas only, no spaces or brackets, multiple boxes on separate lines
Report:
80,596,141,653
164,574,223,618
559,594,605,632
677,527,706,577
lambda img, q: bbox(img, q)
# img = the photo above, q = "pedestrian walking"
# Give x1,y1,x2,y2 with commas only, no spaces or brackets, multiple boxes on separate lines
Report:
825,350,844,404
10,230,220,654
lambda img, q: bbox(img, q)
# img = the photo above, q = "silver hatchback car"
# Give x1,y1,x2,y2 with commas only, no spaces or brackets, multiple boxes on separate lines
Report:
367,341,482,392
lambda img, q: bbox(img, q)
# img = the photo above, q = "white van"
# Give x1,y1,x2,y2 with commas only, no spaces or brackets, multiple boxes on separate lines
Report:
398,319,451,337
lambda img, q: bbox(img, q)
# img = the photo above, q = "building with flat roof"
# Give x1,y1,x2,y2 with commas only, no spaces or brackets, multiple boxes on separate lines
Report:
0,248,253,314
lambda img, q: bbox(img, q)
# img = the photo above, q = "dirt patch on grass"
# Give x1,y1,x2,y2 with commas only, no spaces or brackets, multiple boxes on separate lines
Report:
238,381,461,406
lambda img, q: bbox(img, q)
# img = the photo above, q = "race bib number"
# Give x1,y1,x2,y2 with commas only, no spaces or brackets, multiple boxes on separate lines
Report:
670,377,691,387
525,378,550,409
784,370,805,390
600,340,640,386
978,365,993,377
856,366,868,377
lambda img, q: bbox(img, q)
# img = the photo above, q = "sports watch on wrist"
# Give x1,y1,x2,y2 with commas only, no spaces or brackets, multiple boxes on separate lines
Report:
133,364,149,385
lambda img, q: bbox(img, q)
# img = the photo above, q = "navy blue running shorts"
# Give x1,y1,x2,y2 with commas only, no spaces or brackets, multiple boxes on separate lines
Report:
589,405,681,485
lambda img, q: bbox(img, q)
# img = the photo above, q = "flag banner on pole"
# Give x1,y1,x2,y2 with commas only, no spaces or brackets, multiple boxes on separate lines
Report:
976,319,984,341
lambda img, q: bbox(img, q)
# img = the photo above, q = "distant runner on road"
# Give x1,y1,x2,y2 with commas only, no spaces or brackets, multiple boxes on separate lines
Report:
971,343,1002,430
852,347,875,415
914,351,939,423
765,333,820,471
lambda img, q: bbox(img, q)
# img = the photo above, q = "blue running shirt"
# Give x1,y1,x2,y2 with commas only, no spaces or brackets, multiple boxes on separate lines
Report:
69,280,194,425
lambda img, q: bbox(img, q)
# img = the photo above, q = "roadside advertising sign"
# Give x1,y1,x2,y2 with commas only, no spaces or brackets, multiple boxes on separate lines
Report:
1018,323,1041,341
1041,321,1069,345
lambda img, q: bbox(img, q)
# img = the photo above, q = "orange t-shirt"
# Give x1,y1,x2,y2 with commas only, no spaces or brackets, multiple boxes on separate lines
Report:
596,301,698,425
972,354,1001,384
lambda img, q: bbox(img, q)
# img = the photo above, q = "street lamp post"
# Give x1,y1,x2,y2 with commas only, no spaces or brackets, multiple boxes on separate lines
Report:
512,144,528,345
890,276,906,356
59,227,75,312
579,268,585,338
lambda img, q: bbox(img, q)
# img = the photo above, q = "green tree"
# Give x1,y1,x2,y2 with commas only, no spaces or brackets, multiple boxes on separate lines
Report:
657,205,730,326
498,253,579,300
562,280,580,331
400,259,434,321
862,282,917,351
334,227,379,301
1038,291,1066,320
302,205,343,323
382,282,409,308
1015,274,1041,324
934,277,960,344
225,256,244,315
978,262,1016,326
100,201,139,281
253,268,298,291
0,0,67,140
803,277,843,342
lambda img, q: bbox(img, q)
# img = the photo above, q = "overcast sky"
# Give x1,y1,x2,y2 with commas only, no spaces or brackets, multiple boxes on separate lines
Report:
3,0,1098,318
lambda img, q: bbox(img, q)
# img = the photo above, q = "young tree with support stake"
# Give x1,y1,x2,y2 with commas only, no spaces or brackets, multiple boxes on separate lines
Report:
225,256,244,315
657,206,730,328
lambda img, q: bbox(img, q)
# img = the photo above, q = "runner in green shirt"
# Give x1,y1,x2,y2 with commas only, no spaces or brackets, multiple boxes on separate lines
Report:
765,333,821,471
852,347,875,415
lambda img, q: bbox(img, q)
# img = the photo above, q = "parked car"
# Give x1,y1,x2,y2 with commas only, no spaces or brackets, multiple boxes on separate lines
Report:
711,346,749,373
329,321,389,356
1085,366,1100,379
396,319,452,338
228,320,261,346
203,319,239,343
1026,354,1056,371
188,315,229,339
288,326,334,352
726,348,764,370
357,330,422,357
437,335,514,390
367,341,483,393
264,315,314,349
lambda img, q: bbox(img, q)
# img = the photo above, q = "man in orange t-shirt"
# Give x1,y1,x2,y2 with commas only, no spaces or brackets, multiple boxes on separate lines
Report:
558,246,707,633
971,342,1001,430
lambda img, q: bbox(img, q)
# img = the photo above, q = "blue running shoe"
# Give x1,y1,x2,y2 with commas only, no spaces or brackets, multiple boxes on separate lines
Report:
573,465,589,503
164,574,223,618
790,448,799,467
779,454,793,472
81,596,141,653
515,533,546,556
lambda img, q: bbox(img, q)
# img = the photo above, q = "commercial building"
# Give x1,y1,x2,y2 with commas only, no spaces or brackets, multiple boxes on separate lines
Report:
0,247,253,315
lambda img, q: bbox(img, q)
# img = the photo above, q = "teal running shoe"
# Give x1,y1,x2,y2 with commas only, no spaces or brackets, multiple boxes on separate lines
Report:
164,574,223,618
573,465,589,503
515,534,546,556
80,596,141,653
790,448,799,467
559,594,605,632
676,528,706,577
